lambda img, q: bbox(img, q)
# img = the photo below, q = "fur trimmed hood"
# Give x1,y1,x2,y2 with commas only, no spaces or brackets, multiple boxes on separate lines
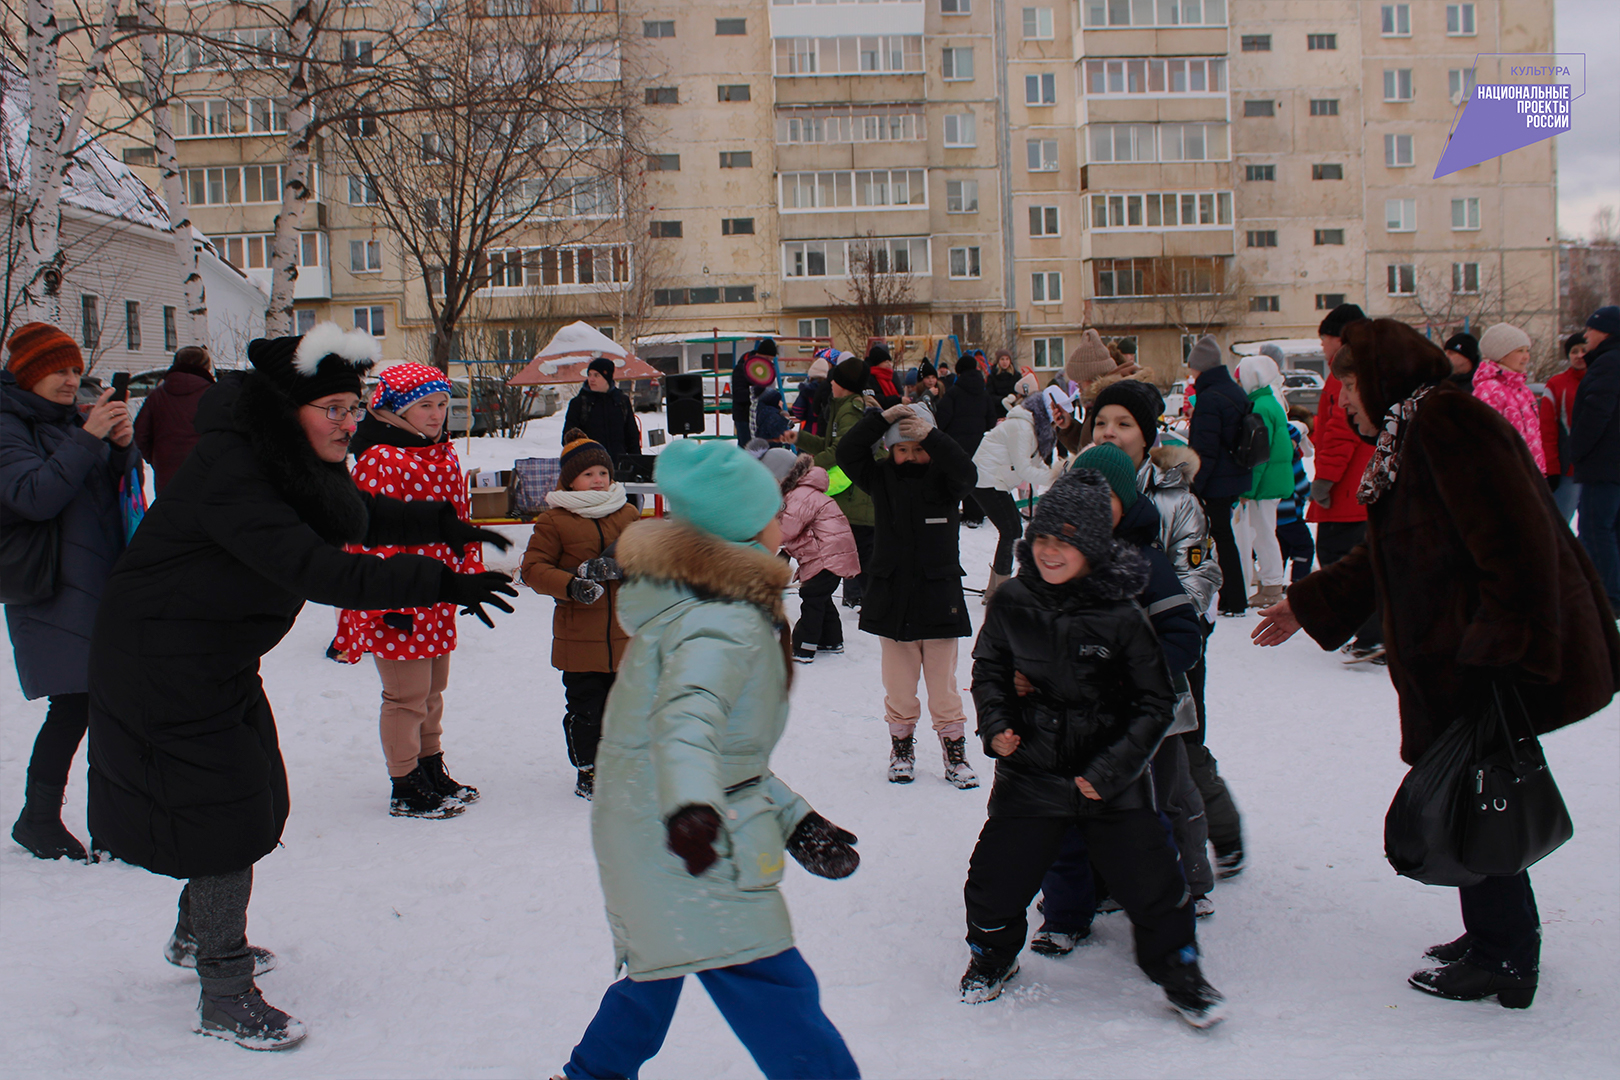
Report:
616,518,789,627
1149,444,1201,487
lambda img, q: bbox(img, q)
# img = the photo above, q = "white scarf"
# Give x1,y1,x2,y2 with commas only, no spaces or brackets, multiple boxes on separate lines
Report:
545,482,629,519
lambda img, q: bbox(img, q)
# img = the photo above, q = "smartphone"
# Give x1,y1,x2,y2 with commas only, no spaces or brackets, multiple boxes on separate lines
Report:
111,371,130,402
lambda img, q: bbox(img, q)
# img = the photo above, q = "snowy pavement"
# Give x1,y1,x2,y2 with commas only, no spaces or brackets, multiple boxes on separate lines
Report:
1,417,1616,1078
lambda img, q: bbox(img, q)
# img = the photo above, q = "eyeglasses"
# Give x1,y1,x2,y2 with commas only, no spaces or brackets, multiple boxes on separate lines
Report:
312,404,366,422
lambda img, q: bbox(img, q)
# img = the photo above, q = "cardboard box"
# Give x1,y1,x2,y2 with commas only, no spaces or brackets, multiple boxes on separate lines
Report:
467,469,517,520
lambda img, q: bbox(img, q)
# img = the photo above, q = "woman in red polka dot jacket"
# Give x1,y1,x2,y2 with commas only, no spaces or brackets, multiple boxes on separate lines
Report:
334,362,484,819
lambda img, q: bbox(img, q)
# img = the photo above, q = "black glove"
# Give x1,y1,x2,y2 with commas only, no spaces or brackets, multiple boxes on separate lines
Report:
576,556,622,582
439,567,517,628
439,504,513,555
568,577,604,605
786,812,860,879
666,804,722,876
382,611,413,634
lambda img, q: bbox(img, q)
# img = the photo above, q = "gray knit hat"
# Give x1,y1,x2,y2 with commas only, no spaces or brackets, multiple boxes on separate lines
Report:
1185,335,1222,372
1026,468,1115,569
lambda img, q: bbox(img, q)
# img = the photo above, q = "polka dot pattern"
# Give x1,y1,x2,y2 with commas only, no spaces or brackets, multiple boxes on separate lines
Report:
333,441,481,662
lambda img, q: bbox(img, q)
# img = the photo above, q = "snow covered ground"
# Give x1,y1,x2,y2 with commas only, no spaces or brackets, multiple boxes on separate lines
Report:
1,409,1616,1078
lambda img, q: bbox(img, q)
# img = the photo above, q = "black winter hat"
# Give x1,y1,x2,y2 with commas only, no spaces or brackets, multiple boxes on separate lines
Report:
753,337,778,357
247,323,378,405
1564,331,1588,357
587,356,616,384
918,360,937,380
831,357,867,392
866,344,892,367
1442,332,1481,366
1026,468,1115,569
1092,378,1164,441
1317,303,1367,338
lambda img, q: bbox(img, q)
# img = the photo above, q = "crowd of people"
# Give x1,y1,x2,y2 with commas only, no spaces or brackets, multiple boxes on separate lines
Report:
2,300,1617,1071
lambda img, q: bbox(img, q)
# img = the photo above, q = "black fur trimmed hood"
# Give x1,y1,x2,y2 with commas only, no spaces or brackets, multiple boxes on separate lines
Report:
1014,537,1150,606
195,371,370,545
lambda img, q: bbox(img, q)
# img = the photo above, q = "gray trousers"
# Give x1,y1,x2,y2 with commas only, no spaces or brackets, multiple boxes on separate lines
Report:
177,867,255,997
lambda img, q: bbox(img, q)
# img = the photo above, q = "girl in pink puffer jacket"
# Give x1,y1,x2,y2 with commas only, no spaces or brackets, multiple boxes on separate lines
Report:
1473,322,1546,473
777,452,862,663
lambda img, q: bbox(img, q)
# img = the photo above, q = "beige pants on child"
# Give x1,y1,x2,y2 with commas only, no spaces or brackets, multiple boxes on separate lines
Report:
879,637,966,740
375,655,451,778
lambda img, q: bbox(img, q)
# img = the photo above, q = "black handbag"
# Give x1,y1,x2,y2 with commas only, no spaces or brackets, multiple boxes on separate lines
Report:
1384,711,1487,888
1461,685,1574,876
0,419,63,606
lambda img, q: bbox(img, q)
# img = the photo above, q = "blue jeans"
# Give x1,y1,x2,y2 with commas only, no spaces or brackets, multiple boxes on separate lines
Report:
563,948,859,1080
1578,480,1620,608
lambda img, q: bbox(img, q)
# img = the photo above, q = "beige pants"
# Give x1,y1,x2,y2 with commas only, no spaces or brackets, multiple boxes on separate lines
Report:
879,637,966,740
375,654,451,778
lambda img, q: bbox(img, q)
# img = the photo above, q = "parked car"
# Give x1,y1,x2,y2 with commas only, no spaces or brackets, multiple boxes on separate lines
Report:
1281,370,1324,414
628,374,663,411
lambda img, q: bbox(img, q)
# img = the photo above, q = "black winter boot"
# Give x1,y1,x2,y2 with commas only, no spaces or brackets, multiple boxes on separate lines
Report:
1409,958,1537,1008
574,766,594,801
195,987,307,1050
1424,933,1471,964
959,952,1019,1003
1161,960,1226,1028
389,765,464,819
11,781,88,861
418,752,478,803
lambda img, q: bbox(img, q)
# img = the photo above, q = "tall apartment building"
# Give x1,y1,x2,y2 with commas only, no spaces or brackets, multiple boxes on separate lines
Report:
87,0,1558,380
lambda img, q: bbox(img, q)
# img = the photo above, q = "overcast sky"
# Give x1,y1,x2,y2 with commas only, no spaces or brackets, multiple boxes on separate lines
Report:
1555,0,1620,239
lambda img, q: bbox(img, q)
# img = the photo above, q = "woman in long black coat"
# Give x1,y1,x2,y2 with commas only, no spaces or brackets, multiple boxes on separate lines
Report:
1254,318,1620,1010
86,325,514,1050
1,323,137,861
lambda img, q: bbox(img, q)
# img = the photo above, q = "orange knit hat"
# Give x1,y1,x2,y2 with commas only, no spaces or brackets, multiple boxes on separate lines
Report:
6,322,83,392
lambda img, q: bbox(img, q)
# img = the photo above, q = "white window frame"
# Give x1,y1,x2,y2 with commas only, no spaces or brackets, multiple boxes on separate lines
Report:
947,246,981,279
1449,68,1476,105
294,309,317,335
1446,3,1476,35
943,114,976,147
1385,198,1417,232
773,36,925,77
942,47,975,81
941,0,971,12
1026,138,1060,171
945,179,979,213
1081,0,1228,29
347,175,379,205
1385,133,1414,168
1029,205,1060,236
1386,263,1416,296
1030,270,1062,304
1083,57,1226,97
1031,336,1064,369
354,306,386,336
781,238,932,278
1024,72,1057,105
1091,191,1233,230
349,239,383,273
1383,69,1413,103
1022,7,1054,39
1451,196,1481,231
1453,261,1480,294
797,317,831,343
777,107,925,145
1381,4,1410,36
779,169,929,212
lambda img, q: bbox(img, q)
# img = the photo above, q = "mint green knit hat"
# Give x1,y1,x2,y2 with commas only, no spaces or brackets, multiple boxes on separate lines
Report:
655,438,783,543
1073,443,1139,510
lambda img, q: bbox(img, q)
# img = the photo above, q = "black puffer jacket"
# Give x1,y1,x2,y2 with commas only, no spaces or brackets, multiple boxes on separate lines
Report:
1115,495,1201,675
1187,364,1252,499
87,371,455,879
837,410,977,640
1571,334,1620,485
935,367,994,458
562,385,640,462
972,540,1176,818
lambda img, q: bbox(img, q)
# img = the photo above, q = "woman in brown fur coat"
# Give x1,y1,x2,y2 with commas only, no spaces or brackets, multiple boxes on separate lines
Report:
1254,318,1620,1010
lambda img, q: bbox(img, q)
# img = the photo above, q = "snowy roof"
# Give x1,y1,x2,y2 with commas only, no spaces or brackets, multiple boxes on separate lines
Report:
533,321,629,373
1230,338,1325,357
2,64,172,233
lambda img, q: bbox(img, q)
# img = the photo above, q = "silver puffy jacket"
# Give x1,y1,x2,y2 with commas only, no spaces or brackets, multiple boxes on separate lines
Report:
1137,445,1221,614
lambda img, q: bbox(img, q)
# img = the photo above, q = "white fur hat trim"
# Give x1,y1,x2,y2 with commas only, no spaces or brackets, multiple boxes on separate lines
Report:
294,322,383,375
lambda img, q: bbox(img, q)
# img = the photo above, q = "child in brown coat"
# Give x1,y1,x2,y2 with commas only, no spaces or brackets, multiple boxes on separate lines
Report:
520,430,641,799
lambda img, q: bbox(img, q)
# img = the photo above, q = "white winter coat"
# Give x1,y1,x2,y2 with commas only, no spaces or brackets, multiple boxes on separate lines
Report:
972,403,1058,491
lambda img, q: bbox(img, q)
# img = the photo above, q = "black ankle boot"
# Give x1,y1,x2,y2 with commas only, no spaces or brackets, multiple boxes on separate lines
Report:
389,765,464,819
11,781,88,861
418,752,478,803
1409,958,1537,1008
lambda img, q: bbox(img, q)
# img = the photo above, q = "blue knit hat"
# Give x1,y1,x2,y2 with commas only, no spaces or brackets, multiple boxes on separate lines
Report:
655,438,782,543
1587,305,1620,337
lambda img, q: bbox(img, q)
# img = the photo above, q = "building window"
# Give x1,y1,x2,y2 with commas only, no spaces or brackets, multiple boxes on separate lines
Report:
1027,138,1060,171
345,111,378,138
1093,256,1227,298
953,313,986,343
647,153,680,171
1315,293,1346,310
340,39,374,68
1453,262,1480,294
643,20,674,37
353,307,386,337
1083,57,1226,96
948,246,981,279
946,179,979,213
1385,134,1414,167
1089,122,1228,163
1030,271,1062,304
1082,0,1227,28
943,114,976,147
80,295,99,348
1029,205,1059,235
942,47,974,81
781,238,931,278
1314,228,1345,245
1022,7,1053,39
650,220,683,238
349,239,382,272
718,84,750,102
1451,197,1481,230
1031,336,1064,368
1449,68,1476,104
798,317,831,342
645,86,678,105
1024,73,1057,105
183,165,297,206
723,285,756,303
1247,230,1277,248
1381,4,1410,36
1383,69,1413,102
1446,3,1476,35
125,301,140,350
941,0,970,11
1250,295,1280,313
715,18,746,35
348,175,378,205
775,35,924,76
851,236,930,275
176,97,289,137
1312,163,1343,180
1386,199,1417,232
295,309,316,334
1244,100,1274,117
722,217,755,235
1092,191,1232,229
780,169,927,211
1246,164,1275,181
719,151,753,168
1240,35,1270,52
777,105,924,144
1309,99,1339,116
1307,33,1336,50
1386,264,1416,296
163,306,177,349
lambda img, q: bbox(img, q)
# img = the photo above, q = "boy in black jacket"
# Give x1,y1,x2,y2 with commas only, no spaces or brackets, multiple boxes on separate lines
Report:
961,467,1224,1027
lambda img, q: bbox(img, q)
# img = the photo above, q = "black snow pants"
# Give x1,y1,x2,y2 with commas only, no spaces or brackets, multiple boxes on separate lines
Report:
561,671,616,769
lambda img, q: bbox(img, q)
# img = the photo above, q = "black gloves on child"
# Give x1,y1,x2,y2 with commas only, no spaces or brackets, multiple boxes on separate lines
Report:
786,812,860,879
439,568,518,627
576,556,622,582
666,805,722,876
568,577,605,605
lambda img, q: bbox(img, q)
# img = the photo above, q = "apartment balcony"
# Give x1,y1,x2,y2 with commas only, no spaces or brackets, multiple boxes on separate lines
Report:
247,264,330,301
